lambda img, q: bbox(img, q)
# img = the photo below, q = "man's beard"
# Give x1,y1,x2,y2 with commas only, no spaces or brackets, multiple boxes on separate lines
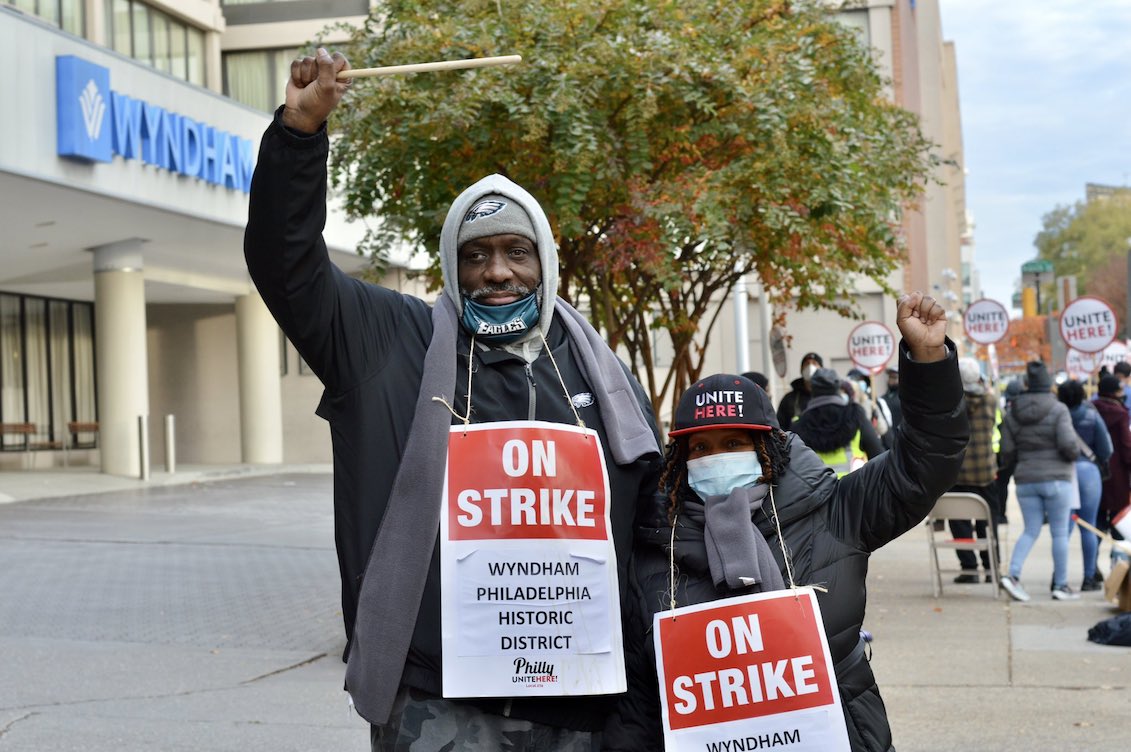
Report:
462,282,534,301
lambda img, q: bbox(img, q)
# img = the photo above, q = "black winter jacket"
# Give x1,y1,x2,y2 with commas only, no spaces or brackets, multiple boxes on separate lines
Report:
793,401,884,459
244,114,662,732
776,377,811,427
625,342,968,751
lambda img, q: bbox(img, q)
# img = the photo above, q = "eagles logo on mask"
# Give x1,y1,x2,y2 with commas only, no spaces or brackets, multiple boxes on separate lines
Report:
461,290,541,343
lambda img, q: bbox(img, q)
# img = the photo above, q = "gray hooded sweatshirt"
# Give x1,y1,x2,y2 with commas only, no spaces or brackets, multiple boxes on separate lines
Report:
440,174,559,361
1000,391,1078,483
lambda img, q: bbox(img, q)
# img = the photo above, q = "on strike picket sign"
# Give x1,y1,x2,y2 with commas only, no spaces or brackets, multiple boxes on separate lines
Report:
1065,349,1101,381
1059,296,1118,354
847,321,895,373
439,421,624,698
654,590,850,752
963,298,1010,345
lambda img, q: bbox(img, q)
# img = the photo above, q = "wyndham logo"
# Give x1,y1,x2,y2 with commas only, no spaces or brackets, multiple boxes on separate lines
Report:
55,55,254,193
57,56,111,162
79,80,107,141
464,199,507,223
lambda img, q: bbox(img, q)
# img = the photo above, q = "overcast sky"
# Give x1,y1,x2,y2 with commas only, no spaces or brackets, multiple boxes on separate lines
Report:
938,0,1131,313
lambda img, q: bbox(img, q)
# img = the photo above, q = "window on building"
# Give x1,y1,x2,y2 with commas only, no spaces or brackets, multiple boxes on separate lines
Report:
6,0,84,35
836,8,871,45
103,0,206,85
223,47,299,112
0,293,98,450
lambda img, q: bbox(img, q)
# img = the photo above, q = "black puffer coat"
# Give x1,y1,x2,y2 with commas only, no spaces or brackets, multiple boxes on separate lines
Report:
619,342,968,752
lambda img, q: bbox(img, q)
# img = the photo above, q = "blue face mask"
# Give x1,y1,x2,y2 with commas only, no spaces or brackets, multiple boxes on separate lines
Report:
460,293,540,344
686,451,763,499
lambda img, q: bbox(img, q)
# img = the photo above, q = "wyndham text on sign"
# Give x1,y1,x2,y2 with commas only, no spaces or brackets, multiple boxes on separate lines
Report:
56,55,254,193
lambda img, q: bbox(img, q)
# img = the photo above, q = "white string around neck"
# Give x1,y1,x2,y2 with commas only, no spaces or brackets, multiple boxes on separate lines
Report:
432,329,586,431
540,330,585,429
433,331,477,428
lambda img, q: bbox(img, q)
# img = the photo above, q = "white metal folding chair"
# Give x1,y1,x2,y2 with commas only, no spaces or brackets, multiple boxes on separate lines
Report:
925,492,1000,599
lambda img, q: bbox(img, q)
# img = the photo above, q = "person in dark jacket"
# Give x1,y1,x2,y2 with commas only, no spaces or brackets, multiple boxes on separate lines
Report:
1058,379,1113,591
776,352,823,427
847,368,894,448
244,49,663,750
998,362,1079,602
1094,375,1131,570
949,358,1001,583
881,365,902,429
624,292,968,752
741,370,770,391
792,367,884,476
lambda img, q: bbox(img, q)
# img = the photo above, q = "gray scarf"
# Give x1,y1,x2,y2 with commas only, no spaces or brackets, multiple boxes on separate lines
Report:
700,485,786,591
345,295,658,724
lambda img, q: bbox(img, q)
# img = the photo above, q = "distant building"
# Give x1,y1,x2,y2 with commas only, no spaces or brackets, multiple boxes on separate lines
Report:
0,1,408,475
1085,182,1131,203
0,0,977,471
664,0,974,419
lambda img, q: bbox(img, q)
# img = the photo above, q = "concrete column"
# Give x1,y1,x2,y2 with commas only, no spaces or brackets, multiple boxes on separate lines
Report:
93,240,149,478
204,30,223,93
83,0,107,45
732,274,750,375
235,292,283,464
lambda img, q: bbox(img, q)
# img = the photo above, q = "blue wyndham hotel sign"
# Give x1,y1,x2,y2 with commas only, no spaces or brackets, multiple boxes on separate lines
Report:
56,55,254,194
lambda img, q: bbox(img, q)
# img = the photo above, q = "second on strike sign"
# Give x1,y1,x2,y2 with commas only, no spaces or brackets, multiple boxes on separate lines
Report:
654,590,850,751
439,420,624,698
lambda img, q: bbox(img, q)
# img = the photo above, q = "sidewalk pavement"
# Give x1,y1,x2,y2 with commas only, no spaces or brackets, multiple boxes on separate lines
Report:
0,466,1128,751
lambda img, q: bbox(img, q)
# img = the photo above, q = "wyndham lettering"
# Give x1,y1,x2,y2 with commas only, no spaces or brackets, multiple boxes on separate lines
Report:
487,561,581,576
705,729,802,751
56,55,254,193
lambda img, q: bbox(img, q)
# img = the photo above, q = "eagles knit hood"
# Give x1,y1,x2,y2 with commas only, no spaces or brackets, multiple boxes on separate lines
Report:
440,174,559,339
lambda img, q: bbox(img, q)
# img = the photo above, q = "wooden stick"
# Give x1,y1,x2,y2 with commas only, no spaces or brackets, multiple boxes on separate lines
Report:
338,55,522,79
1072,514,1131,555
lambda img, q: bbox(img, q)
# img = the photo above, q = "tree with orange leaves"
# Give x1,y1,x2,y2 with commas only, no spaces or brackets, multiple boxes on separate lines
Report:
331,0,934,417
993,316,1052,374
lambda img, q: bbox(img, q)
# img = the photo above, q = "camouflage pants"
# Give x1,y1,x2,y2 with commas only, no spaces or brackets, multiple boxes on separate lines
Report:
370,686,601,751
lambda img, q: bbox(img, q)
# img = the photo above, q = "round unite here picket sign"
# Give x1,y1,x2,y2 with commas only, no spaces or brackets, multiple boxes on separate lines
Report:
963,298,1009,345
1059,296,1118,354
1065,349,1101,381
847,321,895,374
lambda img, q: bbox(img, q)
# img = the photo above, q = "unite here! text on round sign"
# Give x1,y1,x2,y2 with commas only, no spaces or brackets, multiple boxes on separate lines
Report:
963,298,1009,345
847,322,895,373
1059,296,1118,354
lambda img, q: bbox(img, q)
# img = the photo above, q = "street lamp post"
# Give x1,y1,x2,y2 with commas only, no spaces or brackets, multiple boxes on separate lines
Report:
1125,236,1131,338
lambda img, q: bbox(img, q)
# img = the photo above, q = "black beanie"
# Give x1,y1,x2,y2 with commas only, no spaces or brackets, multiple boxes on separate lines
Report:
799,352,823,369
1024,361,1052,393
1099,374,1123,397
809,368,842,397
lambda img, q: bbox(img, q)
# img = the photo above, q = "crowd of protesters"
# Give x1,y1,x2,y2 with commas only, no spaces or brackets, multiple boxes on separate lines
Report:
769,351,1130,603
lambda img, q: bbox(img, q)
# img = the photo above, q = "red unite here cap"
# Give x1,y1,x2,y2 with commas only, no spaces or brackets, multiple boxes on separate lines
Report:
669,374,777,437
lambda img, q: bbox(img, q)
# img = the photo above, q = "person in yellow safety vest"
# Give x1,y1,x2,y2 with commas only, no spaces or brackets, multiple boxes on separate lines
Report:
992,405,1002,454
793,367,885,477
817,432,869,477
